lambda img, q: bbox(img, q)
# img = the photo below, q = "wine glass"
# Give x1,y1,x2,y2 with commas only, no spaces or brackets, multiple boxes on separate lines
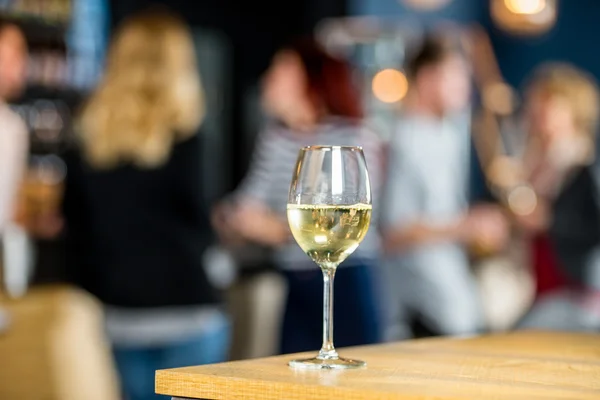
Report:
287,146,372,370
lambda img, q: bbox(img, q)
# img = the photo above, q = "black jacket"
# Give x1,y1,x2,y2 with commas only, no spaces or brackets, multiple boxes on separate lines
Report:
550,164,600,290
63,133,221,307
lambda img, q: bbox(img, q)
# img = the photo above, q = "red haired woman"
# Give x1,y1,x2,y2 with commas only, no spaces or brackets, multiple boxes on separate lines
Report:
216,38,384,353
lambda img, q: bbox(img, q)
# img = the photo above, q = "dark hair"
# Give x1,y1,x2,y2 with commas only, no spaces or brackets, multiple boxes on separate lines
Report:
0,18,24,42
406,35,461,80
0,16,22,32
284,37,363,120
0,18,10,35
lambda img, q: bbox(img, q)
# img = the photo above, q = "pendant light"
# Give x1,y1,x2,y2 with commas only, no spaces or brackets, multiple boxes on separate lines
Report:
491,0,558,35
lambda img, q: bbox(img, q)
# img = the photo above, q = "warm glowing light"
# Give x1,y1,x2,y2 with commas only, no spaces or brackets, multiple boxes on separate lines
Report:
504,0,546,15
487,156,523,189
492,0,557,35
508,184,538,216
482,82,517,116
372,69,408,104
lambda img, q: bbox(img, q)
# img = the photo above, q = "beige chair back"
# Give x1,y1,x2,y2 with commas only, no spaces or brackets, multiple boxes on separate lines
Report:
0,285,120,400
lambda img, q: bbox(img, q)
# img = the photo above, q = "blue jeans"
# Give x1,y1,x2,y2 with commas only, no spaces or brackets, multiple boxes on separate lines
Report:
385,253,483,339
280,262,383,354
113,317,229,400
517,289,600,331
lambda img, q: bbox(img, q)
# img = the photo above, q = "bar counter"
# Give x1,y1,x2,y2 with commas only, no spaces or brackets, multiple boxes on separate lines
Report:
156,331,600,399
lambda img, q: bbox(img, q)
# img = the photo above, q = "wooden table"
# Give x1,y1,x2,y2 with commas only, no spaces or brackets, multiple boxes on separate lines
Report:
156,331,600,400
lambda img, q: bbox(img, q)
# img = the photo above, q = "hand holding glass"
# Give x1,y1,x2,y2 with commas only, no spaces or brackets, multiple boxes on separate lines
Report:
287,146,372,369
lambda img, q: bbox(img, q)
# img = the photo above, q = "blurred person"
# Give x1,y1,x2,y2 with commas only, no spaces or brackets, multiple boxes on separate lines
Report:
62,11,228,400
382,35,507,339
214,38,385,354
0,21,28,233
511,64,600,331
0,21,29,298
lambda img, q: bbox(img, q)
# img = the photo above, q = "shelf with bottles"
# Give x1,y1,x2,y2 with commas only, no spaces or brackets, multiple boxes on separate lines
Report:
26,48,101,92
0,14,67,50
27,50,70,89
1,0,72,53
0,0,72,23
11,79,82,161
12,96,76,154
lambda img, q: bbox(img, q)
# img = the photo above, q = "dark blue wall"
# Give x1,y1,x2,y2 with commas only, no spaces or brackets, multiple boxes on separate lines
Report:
351,0,483,23
351,0,600,89
484,0,600,88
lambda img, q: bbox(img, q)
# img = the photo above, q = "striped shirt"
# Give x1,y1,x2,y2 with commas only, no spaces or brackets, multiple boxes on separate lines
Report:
236,117,383,270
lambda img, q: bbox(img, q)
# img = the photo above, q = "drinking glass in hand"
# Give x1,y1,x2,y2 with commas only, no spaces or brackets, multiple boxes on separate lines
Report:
287,146,372,369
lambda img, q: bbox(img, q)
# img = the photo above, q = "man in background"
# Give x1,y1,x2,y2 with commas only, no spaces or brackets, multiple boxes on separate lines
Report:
382,35,507,339
0,21,28,232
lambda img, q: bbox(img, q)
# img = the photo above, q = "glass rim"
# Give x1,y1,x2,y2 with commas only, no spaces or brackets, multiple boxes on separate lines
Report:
301,145,363,152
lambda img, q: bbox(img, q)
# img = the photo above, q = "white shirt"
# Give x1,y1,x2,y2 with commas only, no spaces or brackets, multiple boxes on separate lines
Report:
383,113,471,269
0,101,28,232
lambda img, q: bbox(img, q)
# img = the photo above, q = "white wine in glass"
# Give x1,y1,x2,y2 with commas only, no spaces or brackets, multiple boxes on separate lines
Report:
287,145,372,370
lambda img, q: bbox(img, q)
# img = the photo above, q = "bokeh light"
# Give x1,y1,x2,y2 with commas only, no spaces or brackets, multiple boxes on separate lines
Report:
504,0,547,15
508,184,538,216
482,82,518,116
486,156,523,189
372,69,408,104
492,0,556,35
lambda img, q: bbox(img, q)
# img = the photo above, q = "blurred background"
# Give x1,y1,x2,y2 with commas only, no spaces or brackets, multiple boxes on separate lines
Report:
2,0,600,399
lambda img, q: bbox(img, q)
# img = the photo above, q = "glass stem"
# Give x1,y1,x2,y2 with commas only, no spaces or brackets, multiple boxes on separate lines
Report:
319,267,338,359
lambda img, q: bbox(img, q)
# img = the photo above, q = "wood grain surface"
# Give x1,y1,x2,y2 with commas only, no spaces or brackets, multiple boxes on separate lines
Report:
156,331,600,400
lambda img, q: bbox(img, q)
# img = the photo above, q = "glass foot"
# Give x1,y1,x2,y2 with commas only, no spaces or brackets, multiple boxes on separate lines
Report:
288,356,366,370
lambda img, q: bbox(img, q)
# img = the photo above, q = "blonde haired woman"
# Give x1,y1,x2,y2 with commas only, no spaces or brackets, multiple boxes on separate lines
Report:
62,10,227,400
513,63,600,331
